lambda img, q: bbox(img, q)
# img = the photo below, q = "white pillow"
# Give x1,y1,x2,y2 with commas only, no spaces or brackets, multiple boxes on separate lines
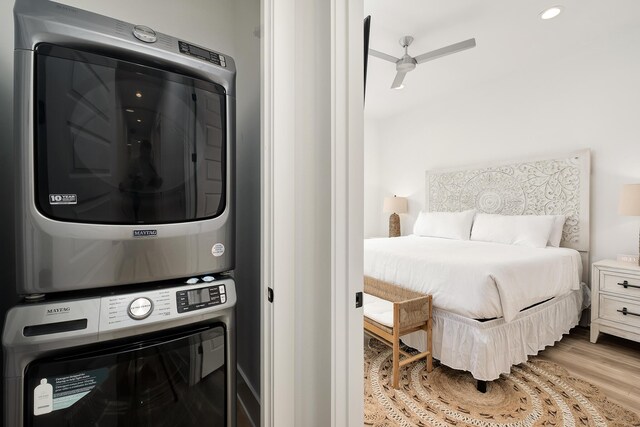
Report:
470,214,555,248
413,210,476,240
545,215,566,247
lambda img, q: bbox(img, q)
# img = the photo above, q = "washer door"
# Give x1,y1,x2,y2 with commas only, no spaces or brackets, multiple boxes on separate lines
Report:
24,325,226,426
34,43,227,225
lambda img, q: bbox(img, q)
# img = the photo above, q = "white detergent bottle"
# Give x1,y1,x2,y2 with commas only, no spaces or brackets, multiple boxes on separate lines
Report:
33,378,53,416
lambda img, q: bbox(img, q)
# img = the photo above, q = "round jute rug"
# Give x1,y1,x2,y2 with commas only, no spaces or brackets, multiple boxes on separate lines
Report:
364,340,640,427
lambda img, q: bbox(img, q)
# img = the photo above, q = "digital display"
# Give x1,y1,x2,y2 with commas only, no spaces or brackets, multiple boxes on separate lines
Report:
189,45,210,58
178,41,225,67
176,284,225,313
187,288,211,305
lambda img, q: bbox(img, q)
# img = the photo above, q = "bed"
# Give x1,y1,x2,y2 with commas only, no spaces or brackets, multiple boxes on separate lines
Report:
364,150,591,382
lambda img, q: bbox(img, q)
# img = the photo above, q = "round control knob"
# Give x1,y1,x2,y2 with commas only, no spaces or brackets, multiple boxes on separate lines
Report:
132,25,157,43
128,297,153,320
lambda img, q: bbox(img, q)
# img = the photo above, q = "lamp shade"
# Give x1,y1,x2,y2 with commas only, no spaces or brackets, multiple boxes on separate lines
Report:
383,196,407,214
619,184,640,216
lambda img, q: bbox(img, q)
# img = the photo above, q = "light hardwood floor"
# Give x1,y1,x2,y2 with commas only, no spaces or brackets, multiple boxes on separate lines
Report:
537,326,640,413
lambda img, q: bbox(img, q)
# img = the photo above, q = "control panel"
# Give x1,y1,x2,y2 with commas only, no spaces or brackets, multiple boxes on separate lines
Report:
97,278,235,333
178,40,226,67
176,284,227,313
5,278,235,348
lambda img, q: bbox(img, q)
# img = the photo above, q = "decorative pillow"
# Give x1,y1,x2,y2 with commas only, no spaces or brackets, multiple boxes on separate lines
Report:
546,215,567,247
470,214,555,248
413,210,476,240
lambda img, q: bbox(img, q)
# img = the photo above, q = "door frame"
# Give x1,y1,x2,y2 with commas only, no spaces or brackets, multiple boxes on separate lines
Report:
330,0,365,425
260,0,364,425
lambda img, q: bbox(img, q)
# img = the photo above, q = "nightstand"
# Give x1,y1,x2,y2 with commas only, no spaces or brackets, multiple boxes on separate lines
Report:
591,260,640,344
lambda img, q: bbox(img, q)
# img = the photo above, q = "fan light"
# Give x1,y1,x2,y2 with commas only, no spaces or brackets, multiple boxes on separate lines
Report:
540,6,563,20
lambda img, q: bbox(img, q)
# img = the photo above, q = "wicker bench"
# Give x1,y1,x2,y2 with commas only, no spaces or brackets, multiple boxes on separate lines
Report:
363,276,433,389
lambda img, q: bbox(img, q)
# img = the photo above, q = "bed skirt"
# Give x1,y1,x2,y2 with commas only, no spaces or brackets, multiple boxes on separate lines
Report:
402,284,591,381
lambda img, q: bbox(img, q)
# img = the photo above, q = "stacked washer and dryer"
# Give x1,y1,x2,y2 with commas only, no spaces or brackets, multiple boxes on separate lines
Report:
3,0,237,425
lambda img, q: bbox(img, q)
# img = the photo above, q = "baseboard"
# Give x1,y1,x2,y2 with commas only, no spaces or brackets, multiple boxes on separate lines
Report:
237,366,260,427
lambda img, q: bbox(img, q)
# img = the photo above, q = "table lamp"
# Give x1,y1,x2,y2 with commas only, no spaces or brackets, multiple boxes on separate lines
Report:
383,196,407,238
619,184,640,266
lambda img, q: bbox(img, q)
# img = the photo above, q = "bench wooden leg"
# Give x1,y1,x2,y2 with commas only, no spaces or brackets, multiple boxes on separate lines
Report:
426,312,433,373
392,304,400,388
392,337,400,388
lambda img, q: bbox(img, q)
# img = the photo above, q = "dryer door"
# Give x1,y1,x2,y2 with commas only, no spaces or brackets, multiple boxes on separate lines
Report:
24,325,226,427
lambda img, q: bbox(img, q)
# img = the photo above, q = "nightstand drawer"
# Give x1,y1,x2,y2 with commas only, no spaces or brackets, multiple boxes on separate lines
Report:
599,295,640,329
601,270,640,298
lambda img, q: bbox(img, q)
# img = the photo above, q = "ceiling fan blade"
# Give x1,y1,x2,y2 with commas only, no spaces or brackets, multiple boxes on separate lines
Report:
369,49,399,63
391,71,406,89
414,38,476,64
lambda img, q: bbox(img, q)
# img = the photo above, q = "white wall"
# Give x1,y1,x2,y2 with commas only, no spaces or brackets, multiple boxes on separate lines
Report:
366,22,640,264
0,0,261,403
363,118,381,238
293,0,331,424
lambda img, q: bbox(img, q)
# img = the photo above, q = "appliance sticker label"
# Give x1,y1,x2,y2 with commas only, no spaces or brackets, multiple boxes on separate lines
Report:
211,243,225,257
33,368,108,416
49,194,77,205
33,379,53,416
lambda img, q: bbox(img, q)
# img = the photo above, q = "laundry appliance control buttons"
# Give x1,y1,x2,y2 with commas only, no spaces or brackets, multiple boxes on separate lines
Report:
128,297,154,320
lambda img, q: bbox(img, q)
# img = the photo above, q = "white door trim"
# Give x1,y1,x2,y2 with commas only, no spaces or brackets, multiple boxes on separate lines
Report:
260,0,296,426
330,0,364,425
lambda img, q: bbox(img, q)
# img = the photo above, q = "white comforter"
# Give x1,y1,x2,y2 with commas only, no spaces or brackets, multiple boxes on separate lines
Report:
363,236,582,322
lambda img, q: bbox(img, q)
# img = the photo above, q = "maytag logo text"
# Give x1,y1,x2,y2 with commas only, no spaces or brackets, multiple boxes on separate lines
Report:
133,230,158,237
47,307,71,315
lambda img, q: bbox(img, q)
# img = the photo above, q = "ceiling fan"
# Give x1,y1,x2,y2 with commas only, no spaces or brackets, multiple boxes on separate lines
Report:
369,36,476,89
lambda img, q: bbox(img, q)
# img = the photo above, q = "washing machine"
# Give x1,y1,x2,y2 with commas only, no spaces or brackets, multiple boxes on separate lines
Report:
3,277,236,426
13,0,237,296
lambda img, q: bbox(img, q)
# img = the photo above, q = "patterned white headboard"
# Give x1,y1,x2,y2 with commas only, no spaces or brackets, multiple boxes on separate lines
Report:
426,150,591,253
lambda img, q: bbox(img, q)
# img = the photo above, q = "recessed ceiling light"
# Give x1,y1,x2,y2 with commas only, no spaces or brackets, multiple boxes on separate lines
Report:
125,108,135,113
137,119,142,123
393,84,405,90
135,91,143,98
540,5,564,20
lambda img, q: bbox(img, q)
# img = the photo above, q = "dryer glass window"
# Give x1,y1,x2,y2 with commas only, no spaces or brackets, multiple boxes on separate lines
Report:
24,325,226,426
34,43,227,224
